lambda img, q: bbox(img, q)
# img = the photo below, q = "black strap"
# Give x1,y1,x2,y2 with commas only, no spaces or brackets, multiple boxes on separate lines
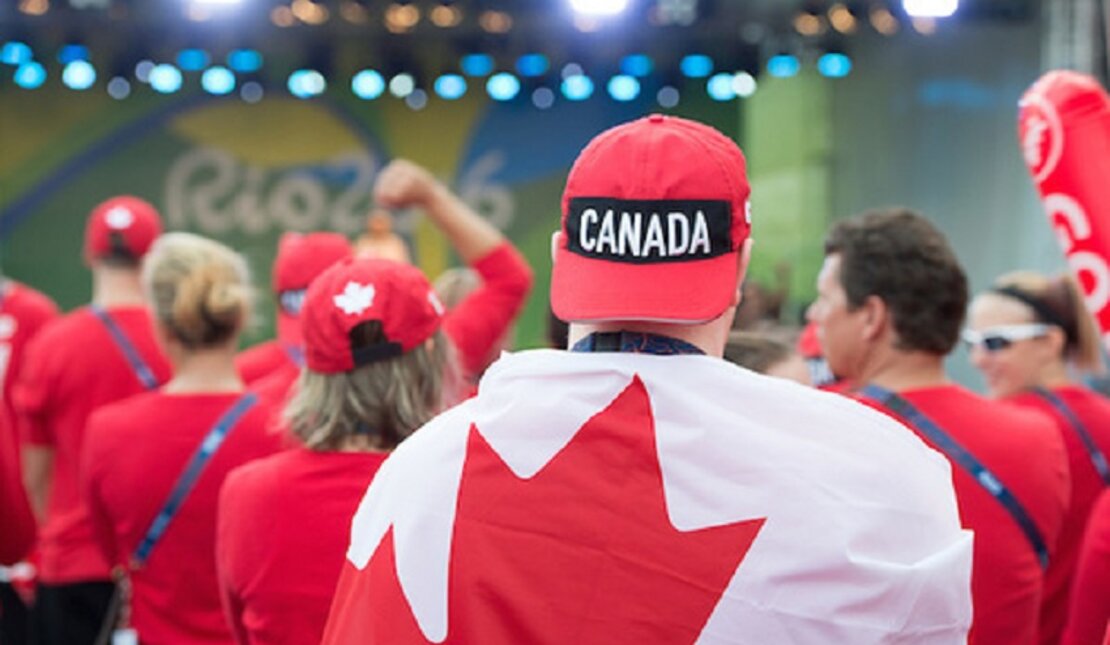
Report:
991,286,1067,329
90,306,160,391
858,384,1051,569
570,332,705,356
1030,387,1110,486
131,392,258,568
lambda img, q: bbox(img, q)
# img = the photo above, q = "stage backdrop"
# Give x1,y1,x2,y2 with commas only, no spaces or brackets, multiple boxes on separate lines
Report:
0,81,760,349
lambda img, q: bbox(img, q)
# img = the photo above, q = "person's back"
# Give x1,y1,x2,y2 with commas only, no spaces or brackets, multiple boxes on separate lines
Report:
323,115,972,644
862,386,1068,644
81,232,283,644
0,279,58,415
1062,488,1110,645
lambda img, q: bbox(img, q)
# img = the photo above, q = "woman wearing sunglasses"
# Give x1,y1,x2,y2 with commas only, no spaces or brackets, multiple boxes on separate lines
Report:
966,271,1110,645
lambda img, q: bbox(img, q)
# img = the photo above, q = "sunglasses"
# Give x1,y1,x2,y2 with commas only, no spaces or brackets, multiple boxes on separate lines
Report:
961,324,1051,352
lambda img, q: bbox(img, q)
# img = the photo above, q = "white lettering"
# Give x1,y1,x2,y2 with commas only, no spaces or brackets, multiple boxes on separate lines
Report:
1070,251,1110,313
689,211,711,255
618,212,642,257
579,208,598,252
643,216,667,257
667,212,690,256
596,209,617,254
1046,193,1091,252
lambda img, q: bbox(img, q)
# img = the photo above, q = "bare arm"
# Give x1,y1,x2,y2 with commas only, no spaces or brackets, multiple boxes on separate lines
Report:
374,159,503,264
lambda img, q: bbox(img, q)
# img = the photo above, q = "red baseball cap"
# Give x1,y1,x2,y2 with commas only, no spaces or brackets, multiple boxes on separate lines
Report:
272,232,352,343
302,257,444,374
551,114,752,323
84,196,163,263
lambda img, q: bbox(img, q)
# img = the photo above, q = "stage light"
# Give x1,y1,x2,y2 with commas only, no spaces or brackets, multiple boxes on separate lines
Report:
870,6,900,34
150,64,184,93
680,54,713,78
177,49,210,72
732,72,757,97
607,75,639,102
292,0,330,24
434,74,467,100
912,17,938,34
19,0,49,16
352,69,385,99
1,42,33,66
190,0,242,4
569,0,628,17
828,3,858,34
389,73,415,98
430,3,462,27
406,88,428,110
818,53,852,78
385,3,420,32
532,87,555,109
62,60,96,90
707,73,735,101
657,86,680,108
620,54,653,77
793,11,826,36
767,55,800,78
202,66,236,94
135,60,155,83
58,44,90,64
486,72,520,101
13,62,46,89
479,10,512,33
461,54,494,77
288,69,326,98
561,74,594,101
516,54,550,78
227,49,262,73
903,0,958,18
107,76,131,100
561,63,584,79
241,81,264,103
271,5,295,26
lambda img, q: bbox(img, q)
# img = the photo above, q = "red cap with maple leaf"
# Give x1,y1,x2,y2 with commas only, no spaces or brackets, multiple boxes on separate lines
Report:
302,257,444,374
551,114,752,324
272,232,353,343
84,195,163,263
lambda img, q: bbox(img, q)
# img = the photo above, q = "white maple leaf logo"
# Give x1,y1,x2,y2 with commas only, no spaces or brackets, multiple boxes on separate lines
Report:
1022,115,1048,170
428,291,445,315
0,315,17,340
334,281,376,316
104,206,134,230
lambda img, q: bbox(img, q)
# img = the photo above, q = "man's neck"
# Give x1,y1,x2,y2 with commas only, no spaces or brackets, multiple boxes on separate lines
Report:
855,346,949,393
91,266,145,308
569,319,728,357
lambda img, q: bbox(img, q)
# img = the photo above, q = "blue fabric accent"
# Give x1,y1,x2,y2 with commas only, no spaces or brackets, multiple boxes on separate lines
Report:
90,306,160,391
858,383,1050,570
570,332,705,356
282,343,306,369
131,392,258,568
1030,387,1110,486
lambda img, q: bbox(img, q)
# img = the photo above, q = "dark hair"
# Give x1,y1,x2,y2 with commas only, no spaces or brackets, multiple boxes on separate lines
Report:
723,330,796,373
825,208,968,354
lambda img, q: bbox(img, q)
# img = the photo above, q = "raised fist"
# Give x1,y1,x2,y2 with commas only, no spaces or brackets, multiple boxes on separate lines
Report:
373,159,441,209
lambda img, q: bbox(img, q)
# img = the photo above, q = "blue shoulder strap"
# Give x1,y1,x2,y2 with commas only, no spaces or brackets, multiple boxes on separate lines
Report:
131,392,258,568
90,306,160,391
282,342,306,368
858,384,1050,569
1030,387,1110,486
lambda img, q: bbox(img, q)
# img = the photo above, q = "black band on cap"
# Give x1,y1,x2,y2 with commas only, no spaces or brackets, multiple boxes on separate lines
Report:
565,197,732,264
351,341,403,367
991,286,1068,330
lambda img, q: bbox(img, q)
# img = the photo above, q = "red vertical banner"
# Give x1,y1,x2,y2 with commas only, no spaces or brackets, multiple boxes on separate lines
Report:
1020,71,1110,344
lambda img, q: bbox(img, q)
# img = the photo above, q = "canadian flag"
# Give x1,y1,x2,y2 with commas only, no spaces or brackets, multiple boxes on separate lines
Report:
323,351,972,644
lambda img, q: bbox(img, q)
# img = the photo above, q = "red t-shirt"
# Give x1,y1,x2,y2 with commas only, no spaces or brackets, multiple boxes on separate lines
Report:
0,281,58,415
1063,489,1110,645
1008,386,1110,645
0,406,34,565
12,305,171,583
82,391,283,645
442,242,533,380
217,448,387,645
858,384,1069,645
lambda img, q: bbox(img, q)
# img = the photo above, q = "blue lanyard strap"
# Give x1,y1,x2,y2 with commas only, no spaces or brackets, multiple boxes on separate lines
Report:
282,342,306,368
131,392,258,568
1030,387,1110,486
90,305,160,391
858,384,1050,570
570,332,705,356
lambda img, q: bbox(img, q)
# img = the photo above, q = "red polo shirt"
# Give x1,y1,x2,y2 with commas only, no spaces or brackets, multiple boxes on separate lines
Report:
82,391,283,645
13,305,170,583
1062,489,1110,645
859,384,1069,645
217,447,387,645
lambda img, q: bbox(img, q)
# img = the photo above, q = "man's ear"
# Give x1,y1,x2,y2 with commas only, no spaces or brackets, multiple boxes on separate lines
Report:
732,238,755,308
860,294,890,341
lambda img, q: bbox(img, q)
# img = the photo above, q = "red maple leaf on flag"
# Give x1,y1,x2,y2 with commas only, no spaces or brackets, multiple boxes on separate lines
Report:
325,377,766,644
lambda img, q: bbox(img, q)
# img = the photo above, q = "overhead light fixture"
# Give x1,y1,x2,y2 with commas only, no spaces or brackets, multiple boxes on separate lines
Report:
903,0,958,18
569,0,628,17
